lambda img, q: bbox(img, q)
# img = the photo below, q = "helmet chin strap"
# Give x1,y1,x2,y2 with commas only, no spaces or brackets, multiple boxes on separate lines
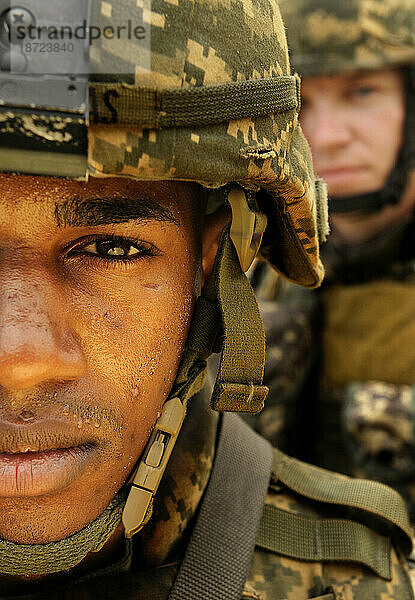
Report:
329,162,407,215
0,488,128,576
0,198,268,577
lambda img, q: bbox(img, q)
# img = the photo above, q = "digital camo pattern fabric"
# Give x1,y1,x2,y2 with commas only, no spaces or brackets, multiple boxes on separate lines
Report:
84,0,327,288
279,0,415,76
245,544,412,600
344,381,415,523
245,448,414,600
245,299,314,453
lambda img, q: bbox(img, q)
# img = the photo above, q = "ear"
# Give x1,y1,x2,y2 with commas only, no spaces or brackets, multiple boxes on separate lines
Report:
201,205,231,288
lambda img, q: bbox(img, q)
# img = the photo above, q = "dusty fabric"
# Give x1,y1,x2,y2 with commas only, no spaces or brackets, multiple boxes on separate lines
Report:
322,280,415,386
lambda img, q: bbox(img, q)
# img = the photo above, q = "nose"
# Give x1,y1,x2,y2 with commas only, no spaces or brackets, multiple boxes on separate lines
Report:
301,101,352,155
0,267,86,390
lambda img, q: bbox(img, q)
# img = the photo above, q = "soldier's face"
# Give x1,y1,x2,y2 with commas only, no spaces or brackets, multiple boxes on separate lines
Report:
0,175,223,545
300,68,405,198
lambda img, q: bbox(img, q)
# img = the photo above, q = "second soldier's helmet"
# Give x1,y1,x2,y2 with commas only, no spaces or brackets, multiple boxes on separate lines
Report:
279,0,415,77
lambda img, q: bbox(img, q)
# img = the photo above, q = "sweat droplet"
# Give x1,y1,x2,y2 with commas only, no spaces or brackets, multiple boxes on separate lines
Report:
63,405,70,416
77,417,83,429
94,421,101,428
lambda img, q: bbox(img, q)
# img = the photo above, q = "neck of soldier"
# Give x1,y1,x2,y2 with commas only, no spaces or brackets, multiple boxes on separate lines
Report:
0,391,218,594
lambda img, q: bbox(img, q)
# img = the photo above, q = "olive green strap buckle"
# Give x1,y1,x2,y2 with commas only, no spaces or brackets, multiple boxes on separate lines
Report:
122,335,210,539
122,397,186,538
228,186,267,272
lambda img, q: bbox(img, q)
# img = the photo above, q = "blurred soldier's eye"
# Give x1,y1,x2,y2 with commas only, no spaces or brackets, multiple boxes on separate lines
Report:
350,85,375,99
69,236,158,260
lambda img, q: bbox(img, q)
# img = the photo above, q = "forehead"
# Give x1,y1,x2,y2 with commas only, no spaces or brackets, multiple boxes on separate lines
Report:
0,174,196,230
302,67,404,94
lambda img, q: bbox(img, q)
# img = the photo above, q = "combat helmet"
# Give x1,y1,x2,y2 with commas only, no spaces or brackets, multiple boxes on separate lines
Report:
0,0,328,575
279,0,415,214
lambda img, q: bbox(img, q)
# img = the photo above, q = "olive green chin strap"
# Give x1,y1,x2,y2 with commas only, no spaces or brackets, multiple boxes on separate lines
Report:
208,225,268,413
0,221,268,576
0,489,127,576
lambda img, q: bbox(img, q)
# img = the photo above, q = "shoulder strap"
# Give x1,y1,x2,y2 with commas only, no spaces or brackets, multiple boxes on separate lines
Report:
169,413,273,600
268,448,413,558
257,504,393,579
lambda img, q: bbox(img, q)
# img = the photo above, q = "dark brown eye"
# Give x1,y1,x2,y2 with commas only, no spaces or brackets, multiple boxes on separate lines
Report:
67,236,159,261
84,240,141,258
68,236,159,262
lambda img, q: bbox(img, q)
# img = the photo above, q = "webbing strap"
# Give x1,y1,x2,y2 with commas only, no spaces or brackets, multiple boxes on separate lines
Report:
315,178,330,243
169,413,273,600
90,76,299,129
212,229,268,412
272,449,413,557
257,505,392,579
186,295,220,356
187,227,268,413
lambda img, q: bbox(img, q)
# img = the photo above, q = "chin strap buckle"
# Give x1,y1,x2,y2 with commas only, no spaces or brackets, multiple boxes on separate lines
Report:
227,186,267,272
122,397,186,538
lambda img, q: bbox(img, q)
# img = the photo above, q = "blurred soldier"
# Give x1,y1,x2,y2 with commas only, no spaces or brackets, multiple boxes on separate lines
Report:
255,0,415,525
0,0,413,598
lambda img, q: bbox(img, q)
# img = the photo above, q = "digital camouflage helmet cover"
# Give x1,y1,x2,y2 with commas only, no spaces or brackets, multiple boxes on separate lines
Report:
279,0,415,77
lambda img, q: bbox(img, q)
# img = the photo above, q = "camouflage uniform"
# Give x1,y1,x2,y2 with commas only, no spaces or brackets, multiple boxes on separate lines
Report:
0,0,414,598
253,0,415,528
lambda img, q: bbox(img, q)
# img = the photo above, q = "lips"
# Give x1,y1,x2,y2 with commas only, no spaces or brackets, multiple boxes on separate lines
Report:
0,420,98,497
319,166,364,180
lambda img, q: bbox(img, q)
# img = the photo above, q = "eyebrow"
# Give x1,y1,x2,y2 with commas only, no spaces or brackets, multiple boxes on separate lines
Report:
345,71,376,83
54,196,179,228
